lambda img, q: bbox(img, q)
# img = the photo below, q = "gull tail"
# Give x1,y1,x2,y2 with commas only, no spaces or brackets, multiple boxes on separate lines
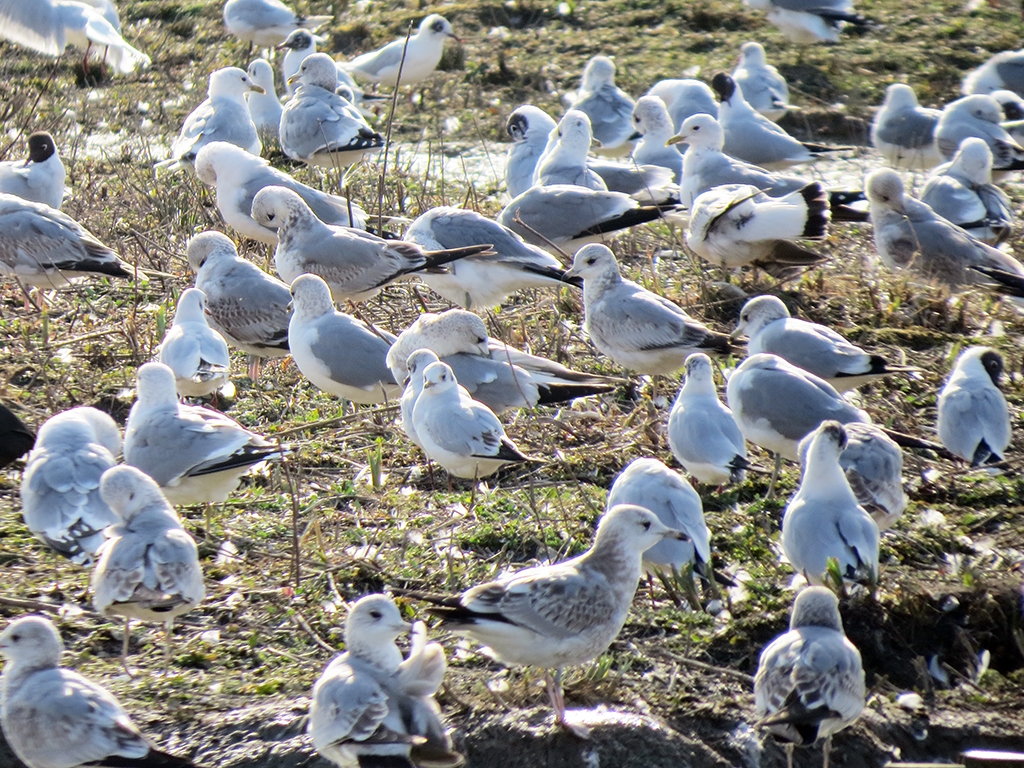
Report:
971,438,1002,468
971,264,1024,296
797,182,830,239
699,331,734,356
107,41,152,74
419,244,495,273
520,262,580,287
804,142,857,154
817,9,870,27
535,380,618,405
187,443,288,477
880,428,958,461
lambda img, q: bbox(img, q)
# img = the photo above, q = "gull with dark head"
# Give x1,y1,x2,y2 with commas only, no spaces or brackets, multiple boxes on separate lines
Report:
937,346,1010,467
0,131,65,210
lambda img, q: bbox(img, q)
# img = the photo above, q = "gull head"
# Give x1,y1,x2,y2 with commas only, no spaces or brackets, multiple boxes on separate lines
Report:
865,169,907,214
564,243,620,282
682,352,715,388
803,420,849,469
135,361,181,408
277,29,321,52
789,586,844,632
195,142,263,187
405,348,441,388
420,361,459,396
991,90,1024,121
733,295,790,339
289,53,338,89
739,41,767,67
209,66,265,99
416,310,490,358
187,230,239,273
506,105,556,144
956,345,1004,386
882,83,919,110
552,109,596,154
100,465,173,524
419,14,460,43
247,59,277,92
252,186,310,231
335,83,356,103
289,274,335,320
631,95,673,141
0,616,63,667
26,131,57,165
173,287,208,325
581,55,617,91
710,72,738,104
345,594,410,655
595,504,687,556
949,137,994,183
956,94,1003,125
667,113,724,149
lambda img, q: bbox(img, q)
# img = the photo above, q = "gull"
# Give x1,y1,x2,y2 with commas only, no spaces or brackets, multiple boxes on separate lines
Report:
0,616,201,768
781,421,880,586
194,142,366,245
498,184,671,253
711,73,846,170
245,58,284,143
0,0,150,74
667,114,866,220
870,83,943,171
409,504,685,737
0,131,65,209
686,182,829,271
158,288,232,399
288,274,402,405
124,362,286,505
629,96,684,183
412,361,530,479
0,193,132,290
937,346,1010,466
81,0,118,29
644,77,718,134
920,137,1013,244
0,404,34,468
403,206,578,309
668,353,749,486
387,309,618,414
400,348,443,449
562,244,732,375
733,42,791,122
963,49,1024,96
754,587,865,768
168,66,263,171
223,0,330,50
278,28,321,95
534,109,607,190
310,594,463,768
991,89,1024,145
186,230,291,379
251,186,491,302
798,422,907,531
865,169,1024,288
606,458,712,581
20,406,120,565
92,465,206,667
280,53,385,168
732,295,910,392
570,55,636,156
934,94,1024,172
342,14,460,87
743,0,867,44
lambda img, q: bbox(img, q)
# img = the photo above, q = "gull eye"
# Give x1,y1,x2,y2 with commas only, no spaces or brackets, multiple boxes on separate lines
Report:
642,521,651,531
10,634,20,642
693,125,700,131
266,212,275,221
586,257,596,265
369,609,382,619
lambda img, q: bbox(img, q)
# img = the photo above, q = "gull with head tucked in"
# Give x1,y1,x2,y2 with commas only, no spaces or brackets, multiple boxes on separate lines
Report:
20,406,120,565
937,346,1010,467
570,55,637,156
963,49,1024,97
0,131,65,210
158,288,231,399
288,274,402,405
645,78,718,135
934,94,1024,172
754,587,865,768
563,244,731,375
733,42,791,122
124,362,285,506
870,83,943,171
0,615,201,768
223,0,330,49
342,14,460,87
252,186,491,303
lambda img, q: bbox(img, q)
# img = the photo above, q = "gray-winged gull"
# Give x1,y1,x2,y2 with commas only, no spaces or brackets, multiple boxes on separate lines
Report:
934,94,1024,172
245,58,284,142
158,288,232,399
534,110,607,190
223,0,330,48
342,14,460,87
733,42,791,122
644,77,718,134
742,0,867,43
963,49,1024,96
629,96,684,183
0,131,65,210
870,83,943,171
570,55,636,156
937,346,1010,466
400,348,443,449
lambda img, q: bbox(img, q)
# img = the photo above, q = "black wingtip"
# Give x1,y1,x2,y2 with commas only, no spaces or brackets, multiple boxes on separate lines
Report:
535,382,618,405
799,182,830,239
970,264,1024,296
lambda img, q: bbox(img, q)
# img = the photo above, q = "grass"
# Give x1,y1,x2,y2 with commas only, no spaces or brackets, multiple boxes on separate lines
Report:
1,0,1024,763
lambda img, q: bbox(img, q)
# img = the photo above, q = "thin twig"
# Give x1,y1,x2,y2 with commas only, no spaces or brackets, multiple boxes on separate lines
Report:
376,22,414,234
291,609,338,654
649,647,754,686
277,437,302,587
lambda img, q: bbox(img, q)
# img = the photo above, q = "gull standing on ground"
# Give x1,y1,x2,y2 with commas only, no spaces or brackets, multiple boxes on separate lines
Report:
798,422,907,531
281,54,384,168
158,288,232,399
168,66,263,171
754,587,865,768
404,206,578,309
251,186,491,302
920,137,1013,244
963,49,1024,96
668,354,749,485
399,348,443,449
245,58,284,143
0,0,150,73
630,96,684,183
186,230,291,378
0,131,65,209
733,42,791,122
223,0,330,50
194,142,366,245
711,73,844,170
278,28,320,94
342,14,460,87
645,78,718,134
124,362,286,505
606,458,712,581
387,309,618,414
0,404,34,468
732,295,909,392
0,193,132,290
562,244,731,375
20,407,120,565
288,274,402,405
686,182,829,271
92,465,206,667
934,94,1024,172
937,346,1011,466
0,616,201,768
865,169,1024,288
310,594,463,768
781,421,880,586
743,0,867,44
570,55,636,156
412,361,530,479
409,504,685,737
870,83,943,171
533,110,607,190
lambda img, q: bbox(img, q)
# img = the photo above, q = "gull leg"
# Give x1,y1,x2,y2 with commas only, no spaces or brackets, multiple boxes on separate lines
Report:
784,742,794,768
766,453,782,499
548,667,590,739
82,41,92,77
247,354,262,381
164,619,174,672
121,617,134,677
647,573,658,610
822,735,832,768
